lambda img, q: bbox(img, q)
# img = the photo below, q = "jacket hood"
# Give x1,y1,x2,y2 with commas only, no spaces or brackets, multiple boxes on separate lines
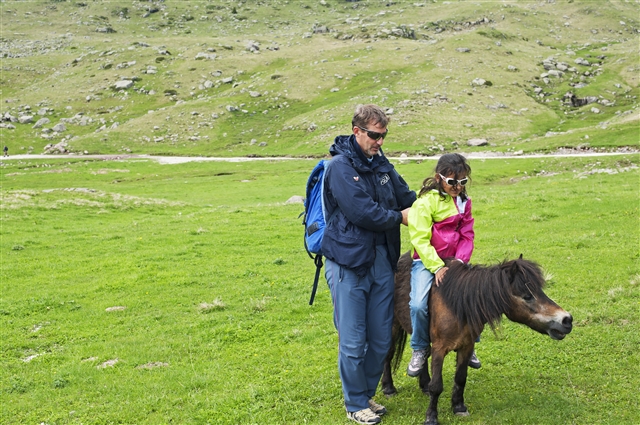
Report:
329,134,356,157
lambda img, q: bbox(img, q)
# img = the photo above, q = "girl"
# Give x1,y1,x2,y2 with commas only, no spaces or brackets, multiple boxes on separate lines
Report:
406,153,480,377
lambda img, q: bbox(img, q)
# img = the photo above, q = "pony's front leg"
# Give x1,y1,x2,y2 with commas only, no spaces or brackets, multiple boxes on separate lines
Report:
424,352,444,425
451,349,471,416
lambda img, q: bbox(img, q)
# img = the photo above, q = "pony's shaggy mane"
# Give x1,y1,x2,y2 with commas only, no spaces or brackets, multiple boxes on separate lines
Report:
437,259,547,336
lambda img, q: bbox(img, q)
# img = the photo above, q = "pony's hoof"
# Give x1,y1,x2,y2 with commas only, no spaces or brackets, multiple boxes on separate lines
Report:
381,386,397,397
453,405,469,416
453,404,469,416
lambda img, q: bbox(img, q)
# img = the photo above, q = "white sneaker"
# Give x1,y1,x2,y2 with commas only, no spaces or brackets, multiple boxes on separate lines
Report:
347,408,381,424
407,348,428,377
368,399,387,416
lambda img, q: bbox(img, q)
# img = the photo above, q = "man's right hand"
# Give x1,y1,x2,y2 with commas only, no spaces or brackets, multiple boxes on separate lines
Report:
401,208,410,226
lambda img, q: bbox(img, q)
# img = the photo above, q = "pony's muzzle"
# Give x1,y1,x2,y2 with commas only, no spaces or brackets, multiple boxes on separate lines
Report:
548,312,573,340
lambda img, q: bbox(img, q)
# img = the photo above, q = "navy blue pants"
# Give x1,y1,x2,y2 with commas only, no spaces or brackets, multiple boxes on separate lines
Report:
325,245,395,412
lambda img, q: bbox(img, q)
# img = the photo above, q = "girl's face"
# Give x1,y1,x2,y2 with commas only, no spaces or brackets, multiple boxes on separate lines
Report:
436,172,467,198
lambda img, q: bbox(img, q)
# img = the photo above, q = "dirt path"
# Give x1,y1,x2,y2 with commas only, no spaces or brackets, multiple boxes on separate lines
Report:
1,149,637,164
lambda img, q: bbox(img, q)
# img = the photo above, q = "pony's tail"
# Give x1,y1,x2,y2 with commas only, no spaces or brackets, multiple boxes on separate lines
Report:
390,323,408,373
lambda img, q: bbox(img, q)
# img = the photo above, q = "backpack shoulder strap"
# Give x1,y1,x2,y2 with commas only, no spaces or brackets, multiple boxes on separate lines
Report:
309,206,339,305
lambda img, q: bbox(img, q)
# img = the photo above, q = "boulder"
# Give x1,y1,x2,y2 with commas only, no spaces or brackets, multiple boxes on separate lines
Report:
195,52,216,60
32,118,50,128
53,123,66,132
114,80,134,90
467,138,488,147
285,195,304,205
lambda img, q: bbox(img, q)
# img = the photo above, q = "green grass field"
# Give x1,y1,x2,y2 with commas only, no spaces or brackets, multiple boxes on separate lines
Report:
1,154,638,424
1,0,638,423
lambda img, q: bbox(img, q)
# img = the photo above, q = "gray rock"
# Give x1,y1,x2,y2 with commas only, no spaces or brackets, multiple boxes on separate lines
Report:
285,195,304,205
246,41,260,52
467,138,488,146
456,47,471,53
116,61,136,69
18,115,34,124
548,70,564,78
471,78,486,86
204,80,214,89
114,80,134,90
53,123,66,132
32,118,50,128
195,52,216,60
44,141,68,154
575,57,590,66
249,91,261,98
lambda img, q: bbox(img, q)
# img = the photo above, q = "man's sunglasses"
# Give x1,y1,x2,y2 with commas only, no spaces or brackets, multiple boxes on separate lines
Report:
439,173,468,187
356,126,388,141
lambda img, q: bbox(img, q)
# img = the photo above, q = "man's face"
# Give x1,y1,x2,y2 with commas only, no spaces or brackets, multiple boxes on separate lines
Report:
353,122,387,158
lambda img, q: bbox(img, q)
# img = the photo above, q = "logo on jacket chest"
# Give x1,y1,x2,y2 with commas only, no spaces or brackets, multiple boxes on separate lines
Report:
380,174,390,185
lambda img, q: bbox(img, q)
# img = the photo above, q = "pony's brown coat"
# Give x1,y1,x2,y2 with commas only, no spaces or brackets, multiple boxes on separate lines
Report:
381,251,573,425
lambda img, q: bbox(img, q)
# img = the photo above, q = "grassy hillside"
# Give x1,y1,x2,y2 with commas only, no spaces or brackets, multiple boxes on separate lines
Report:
1,0,638,157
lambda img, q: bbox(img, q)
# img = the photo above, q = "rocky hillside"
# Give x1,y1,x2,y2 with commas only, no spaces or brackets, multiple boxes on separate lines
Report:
1,0,638,157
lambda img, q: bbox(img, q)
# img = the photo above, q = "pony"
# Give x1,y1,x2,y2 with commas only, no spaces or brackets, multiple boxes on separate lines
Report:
381,252,573,425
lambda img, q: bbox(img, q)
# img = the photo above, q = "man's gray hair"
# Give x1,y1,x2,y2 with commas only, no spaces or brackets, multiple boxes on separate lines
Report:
352,104,390,129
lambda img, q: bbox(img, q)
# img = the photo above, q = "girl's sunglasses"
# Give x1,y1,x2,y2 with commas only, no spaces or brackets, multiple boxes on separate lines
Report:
356,126,388,141
439,173,468,187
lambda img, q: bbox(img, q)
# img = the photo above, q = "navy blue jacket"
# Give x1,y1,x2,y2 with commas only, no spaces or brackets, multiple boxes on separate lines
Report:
321,135,416,276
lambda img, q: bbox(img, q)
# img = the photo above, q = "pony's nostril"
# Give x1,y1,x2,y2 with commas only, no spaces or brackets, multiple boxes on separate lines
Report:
562,315,573,327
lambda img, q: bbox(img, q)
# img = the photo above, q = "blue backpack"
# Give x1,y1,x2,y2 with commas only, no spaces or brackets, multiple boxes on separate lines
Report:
302,159,339,305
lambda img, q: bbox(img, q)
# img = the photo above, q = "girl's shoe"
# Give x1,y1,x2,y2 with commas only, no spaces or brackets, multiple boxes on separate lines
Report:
468,350,481,369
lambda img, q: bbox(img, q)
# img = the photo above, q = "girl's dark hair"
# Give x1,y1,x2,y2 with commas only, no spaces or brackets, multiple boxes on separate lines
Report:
418,153,471,200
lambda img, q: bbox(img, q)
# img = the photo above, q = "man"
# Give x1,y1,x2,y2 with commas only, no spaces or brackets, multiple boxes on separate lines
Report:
322,104,416,424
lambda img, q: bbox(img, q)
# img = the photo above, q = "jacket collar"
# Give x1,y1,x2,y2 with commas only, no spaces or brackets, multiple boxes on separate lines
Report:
330,134,390,172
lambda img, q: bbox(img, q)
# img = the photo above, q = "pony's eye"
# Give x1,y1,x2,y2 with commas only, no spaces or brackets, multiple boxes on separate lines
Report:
522,293,534,302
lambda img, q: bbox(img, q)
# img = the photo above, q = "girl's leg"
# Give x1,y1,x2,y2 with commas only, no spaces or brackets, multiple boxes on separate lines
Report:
409,260,433,350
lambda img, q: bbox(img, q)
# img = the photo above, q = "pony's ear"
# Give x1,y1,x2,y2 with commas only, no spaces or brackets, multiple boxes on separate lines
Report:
509,261,520,281
519,253,523,260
